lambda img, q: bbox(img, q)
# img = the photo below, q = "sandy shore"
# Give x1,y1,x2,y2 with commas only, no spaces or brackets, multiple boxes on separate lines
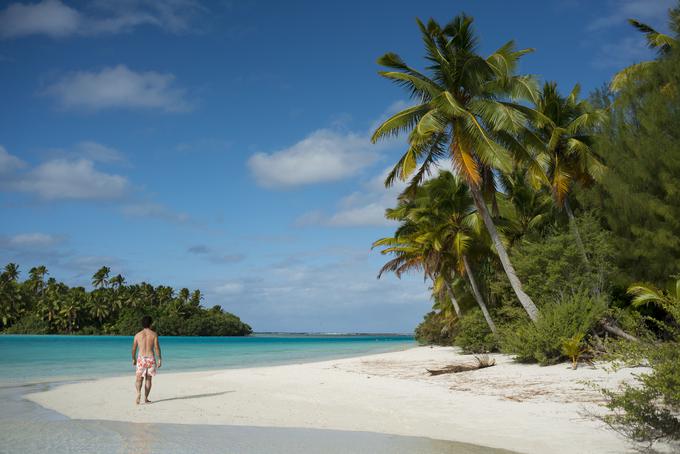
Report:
26,346,640,454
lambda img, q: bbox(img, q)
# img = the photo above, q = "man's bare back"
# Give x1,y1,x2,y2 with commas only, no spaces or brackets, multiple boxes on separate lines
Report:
132,317,161,405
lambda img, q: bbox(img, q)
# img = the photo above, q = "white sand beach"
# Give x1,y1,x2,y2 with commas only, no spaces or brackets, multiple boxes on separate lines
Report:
27,346,641,454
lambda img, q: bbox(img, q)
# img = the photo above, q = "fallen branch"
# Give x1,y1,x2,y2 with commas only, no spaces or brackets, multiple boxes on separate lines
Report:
600,319,638,342
426,355,496,375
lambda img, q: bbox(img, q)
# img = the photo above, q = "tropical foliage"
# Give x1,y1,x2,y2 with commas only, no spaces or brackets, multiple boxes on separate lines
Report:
373,6,680,449
0,264,252,336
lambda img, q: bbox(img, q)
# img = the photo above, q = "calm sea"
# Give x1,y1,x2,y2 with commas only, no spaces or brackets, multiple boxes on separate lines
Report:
0,334,516,454
0,334,415,385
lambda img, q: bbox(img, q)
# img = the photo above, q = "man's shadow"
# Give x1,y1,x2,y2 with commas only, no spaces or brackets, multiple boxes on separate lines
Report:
151,391,234,403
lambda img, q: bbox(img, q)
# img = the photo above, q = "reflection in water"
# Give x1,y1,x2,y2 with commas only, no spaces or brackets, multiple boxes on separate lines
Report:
124,422,153,454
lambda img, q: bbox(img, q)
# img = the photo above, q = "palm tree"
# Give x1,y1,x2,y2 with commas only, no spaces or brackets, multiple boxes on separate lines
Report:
497,168,555,248
532,82,605,263
3,263,19,282
88,293,110,324
92,266,111,289
371,14,543,321
109,274,126,289
375,171,498,333
628,276,680,324
28,265,48,296
611,9,679,91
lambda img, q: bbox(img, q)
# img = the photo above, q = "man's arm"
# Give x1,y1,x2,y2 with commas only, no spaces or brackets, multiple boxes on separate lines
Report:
132,335,138,365
154,335,162,368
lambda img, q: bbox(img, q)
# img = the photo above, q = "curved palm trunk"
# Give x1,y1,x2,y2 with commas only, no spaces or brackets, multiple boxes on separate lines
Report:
564,198,589,265
443,280,462,318
469,185,539,322
462,255,497,334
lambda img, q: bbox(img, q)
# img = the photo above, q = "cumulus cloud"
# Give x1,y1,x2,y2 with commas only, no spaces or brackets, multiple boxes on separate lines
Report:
15,158,128,200
0,145,26,173
248,129,379,188
297,159,454,228
0,0,204,39
0,0,79,39
44,65,190,112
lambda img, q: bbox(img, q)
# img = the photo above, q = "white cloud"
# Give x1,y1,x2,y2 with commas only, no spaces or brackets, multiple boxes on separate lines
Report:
0,0,80,39
44,65,190,112
248,129,379,188
0,145,26,173
214,281,245,295
74,141,125,163
588,0,675,31
121,202,191,223
0,0,204,39
297,160,454,228
0,232,64,249
14,158,128,200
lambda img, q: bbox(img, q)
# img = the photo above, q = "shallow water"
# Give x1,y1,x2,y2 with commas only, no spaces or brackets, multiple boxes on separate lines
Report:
0,384,516,454
0,335,516,454
0,334,415,384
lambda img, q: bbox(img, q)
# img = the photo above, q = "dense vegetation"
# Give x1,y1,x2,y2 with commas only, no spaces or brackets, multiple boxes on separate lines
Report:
373,7,680,450
0,264,252,336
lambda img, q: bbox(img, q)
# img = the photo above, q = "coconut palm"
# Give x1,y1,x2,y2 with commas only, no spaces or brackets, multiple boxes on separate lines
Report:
92,266,111,289
375,171,498,333
611,9,679,91
371,14,543,321
497,168,555,248
532,82,605,262
3,263,20,282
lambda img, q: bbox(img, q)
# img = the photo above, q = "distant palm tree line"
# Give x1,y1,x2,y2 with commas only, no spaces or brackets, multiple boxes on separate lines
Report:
0,264,251,336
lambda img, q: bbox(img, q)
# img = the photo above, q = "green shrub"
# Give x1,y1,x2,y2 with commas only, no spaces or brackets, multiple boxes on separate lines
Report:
454,309,497,353
499,292,607,365
601,341,680,447
489,212,616,308
4,314,52,334
414,311,455,345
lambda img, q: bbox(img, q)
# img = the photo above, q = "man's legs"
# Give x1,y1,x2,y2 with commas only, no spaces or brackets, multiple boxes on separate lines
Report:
135,375,143,405
144,375,152,403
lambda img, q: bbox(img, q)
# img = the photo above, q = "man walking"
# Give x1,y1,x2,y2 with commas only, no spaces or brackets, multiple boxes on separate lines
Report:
132,315,162,404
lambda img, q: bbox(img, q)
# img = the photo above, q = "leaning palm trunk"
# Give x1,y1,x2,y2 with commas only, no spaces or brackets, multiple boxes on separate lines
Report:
462,255,497,334
469,185,539,322
444,280,463,318
564,198,590,266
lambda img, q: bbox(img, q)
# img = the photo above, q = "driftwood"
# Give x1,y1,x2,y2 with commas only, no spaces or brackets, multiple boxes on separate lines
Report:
600,318,638,342
426,355,496,376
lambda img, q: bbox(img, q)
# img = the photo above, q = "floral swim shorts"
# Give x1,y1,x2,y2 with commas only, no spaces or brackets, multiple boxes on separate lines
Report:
136,355,156,378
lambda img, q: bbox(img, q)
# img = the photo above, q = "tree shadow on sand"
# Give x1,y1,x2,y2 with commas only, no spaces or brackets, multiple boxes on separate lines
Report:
151,391,234,403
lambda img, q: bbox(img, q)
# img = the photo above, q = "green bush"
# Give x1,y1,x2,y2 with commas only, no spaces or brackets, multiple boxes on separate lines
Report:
414,311,455,345
601,341,680,447
4,314,52,334
454,309,497,353
499,292,607,365
490,212,616,308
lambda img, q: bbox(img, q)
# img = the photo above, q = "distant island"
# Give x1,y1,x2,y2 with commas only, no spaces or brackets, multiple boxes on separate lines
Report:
0,263,252,336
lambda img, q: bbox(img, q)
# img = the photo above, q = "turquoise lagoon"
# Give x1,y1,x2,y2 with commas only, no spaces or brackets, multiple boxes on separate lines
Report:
0,334,516,454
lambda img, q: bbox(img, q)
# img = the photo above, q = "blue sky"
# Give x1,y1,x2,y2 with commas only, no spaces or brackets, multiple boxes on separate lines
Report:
0,0,675,332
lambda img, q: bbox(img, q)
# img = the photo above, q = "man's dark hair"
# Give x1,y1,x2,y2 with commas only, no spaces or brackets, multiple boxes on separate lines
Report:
141,315,153,329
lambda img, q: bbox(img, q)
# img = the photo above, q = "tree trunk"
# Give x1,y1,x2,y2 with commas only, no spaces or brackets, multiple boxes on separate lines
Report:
564,197,590,265
443,280,462,318
469,185,540,322
462,255,497,334
601,320,638,342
